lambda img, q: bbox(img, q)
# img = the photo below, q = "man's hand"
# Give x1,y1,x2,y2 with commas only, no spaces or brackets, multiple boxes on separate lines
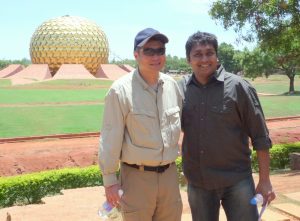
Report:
256,179,276,205
256,149,276,205
105,184,122,207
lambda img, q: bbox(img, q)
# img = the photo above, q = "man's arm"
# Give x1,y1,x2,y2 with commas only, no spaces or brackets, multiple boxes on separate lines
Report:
238,80,275,204
99,88,125,205
256,149,276,205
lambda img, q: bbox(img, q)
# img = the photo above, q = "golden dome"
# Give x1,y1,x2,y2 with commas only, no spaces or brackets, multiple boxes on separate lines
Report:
30,15,109,75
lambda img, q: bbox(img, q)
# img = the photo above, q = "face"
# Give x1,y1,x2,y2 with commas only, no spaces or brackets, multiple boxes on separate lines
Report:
134,40,166,73
188,43,218,83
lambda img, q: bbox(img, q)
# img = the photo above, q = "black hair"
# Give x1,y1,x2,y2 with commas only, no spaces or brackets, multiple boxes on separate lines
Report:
185,31,218,61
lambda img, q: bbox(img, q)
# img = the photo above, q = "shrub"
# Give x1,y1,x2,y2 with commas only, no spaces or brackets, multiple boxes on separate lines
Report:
251,142,300,171
0,142,299,208
0,166,102,208
175,156,183,173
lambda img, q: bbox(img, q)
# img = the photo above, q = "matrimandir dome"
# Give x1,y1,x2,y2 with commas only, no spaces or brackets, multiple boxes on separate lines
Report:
29,15,109,75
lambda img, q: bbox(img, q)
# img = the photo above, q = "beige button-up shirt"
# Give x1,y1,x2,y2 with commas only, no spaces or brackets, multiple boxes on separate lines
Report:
99,69,182,186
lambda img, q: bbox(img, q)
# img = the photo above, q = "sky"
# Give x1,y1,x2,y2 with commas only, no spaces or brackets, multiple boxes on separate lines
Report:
0,0,255,61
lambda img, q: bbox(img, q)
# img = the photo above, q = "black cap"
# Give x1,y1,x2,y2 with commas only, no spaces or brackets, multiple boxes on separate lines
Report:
134,28,169,51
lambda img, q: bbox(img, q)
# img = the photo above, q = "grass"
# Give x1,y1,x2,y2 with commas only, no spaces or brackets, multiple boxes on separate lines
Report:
0,79,110,138
0,79,112,104
0,88,107,104
0,79,11,87
0,76,299,138
34,79,113,87
247,74,300,94
8,79,113,88
0,105,104,138
260,96,300,118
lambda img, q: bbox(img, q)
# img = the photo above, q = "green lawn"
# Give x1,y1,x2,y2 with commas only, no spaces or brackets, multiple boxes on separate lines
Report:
0,77,299,138
0,79,109,138
247,75,300,94
247,75,300,117
0,88,107,104
34,79,113,87
0,105,104,138
260,96,300,118
0,79,11,87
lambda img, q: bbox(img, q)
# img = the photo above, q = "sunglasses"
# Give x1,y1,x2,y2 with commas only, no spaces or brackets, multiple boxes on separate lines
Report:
141,47,166,56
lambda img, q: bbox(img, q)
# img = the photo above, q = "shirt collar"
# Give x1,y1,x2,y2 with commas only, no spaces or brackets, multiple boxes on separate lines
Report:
134,68,164,90
214,65,225,82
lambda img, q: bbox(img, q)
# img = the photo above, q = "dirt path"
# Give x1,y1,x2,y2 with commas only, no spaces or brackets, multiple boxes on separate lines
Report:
0,137,99,176
267,117,300,144
0,117,299,177
0,100,104,107
0,171,299,221
0,117,299,221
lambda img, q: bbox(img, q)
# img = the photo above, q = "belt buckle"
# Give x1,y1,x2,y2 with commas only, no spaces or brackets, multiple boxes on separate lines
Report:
139,165,144,172
156,166,165,173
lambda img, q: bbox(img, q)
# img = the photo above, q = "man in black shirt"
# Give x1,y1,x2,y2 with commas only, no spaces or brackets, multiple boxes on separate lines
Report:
178,31,276,221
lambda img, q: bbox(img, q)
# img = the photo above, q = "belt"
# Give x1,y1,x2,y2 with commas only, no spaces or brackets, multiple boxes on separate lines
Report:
123,162,172,173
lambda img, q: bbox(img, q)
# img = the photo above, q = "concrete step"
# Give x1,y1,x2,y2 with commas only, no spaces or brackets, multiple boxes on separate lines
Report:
272,203,300,220
260,209,290,221
182,208,291,221
283,192,300,203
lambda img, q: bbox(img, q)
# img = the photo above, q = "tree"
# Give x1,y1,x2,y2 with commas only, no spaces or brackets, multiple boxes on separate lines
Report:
110,58,137,68
165,55,191,73
0,58,31,70
210,0,300,93
0,60,10,70
240,47,276,80
218,42,242,74
110,55,191,74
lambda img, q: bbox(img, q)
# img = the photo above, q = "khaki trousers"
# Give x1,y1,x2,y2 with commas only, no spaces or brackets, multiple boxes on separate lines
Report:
120,163,182,221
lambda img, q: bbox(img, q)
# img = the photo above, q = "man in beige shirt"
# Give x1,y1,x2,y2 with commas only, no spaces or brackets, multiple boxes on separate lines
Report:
99,28,183,221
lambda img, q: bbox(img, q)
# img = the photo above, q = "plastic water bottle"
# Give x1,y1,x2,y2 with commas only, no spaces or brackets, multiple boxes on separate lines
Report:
250,193,268,221
250,193,263,205
98,189,123,220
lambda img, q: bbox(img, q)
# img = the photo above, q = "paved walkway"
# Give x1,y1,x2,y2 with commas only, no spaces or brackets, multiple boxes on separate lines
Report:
0,171,299,221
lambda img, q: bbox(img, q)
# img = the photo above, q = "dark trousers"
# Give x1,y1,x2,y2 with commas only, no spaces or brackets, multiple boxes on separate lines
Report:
188,176,259,221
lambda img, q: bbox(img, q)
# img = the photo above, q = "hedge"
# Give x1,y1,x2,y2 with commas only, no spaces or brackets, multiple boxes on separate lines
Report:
0,142,299,208
0,166,102,208
251,142,300,171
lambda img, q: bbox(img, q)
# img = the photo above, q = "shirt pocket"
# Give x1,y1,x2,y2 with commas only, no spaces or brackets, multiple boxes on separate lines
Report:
128,109,160,148
210,100,234,123
165,106,181,147
210,100,233,114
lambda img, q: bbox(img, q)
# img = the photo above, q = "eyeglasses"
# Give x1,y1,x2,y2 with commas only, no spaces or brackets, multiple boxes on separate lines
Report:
140,47,166,56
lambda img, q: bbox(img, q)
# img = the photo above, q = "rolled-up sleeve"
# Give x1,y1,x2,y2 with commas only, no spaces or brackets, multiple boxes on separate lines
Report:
239,81,272,150
99,88,124,186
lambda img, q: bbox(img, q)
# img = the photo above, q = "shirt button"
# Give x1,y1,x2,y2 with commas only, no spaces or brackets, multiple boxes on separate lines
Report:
200,150,204,154
200,118,204,121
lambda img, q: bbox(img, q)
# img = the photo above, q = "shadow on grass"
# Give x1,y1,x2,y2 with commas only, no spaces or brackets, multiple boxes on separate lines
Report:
282,91,300,96
259,91,300,96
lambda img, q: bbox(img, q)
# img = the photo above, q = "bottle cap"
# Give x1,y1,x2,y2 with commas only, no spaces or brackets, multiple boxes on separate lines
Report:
250,194,263,205
103,201,113,211
250,198,258,205
118,189,124,197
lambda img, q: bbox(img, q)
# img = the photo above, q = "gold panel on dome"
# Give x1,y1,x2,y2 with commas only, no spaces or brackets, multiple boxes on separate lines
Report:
30,15,109,75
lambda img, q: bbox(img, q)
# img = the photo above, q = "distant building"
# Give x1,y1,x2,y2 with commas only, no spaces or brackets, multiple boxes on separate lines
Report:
167,70,186,75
